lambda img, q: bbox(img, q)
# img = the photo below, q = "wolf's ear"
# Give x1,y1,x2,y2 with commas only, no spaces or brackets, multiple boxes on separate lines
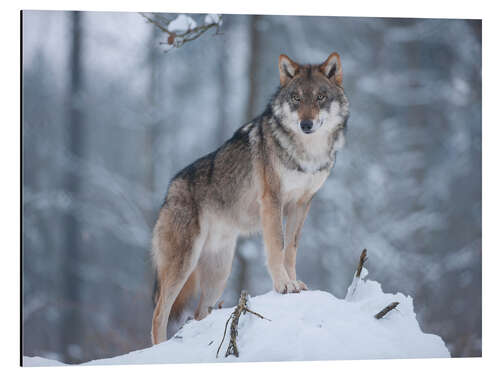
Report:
279,54,299,86
320,52,343,87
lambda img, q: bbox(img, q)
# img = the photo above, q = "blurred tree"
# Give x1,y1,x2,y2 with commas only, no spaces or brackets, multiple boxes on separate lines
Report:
216,21,229,141
145,24,161,226
246,15,261,121
62,11,85,362
234,15,263,294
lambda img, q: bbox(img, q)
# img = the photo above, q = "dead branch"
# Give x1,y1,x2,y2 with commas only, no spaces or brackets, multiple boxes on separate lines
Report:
216,313,233,358
345,248,368,300
216,290,270,358
245,307,271,321
139,12,222,51
374,302,399,319
225,291,248,358
356,248,368,277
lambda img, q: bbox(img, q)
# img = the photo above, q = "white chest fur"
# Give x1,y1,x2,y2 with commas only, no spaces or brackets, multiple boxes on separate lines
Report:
280,167,330,202
292,125,344,174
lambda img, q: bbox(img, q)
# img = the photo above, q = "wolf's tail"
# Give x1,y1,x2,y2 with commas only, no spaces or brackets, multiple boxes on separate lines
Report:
170,269,198,319
152,272,159,306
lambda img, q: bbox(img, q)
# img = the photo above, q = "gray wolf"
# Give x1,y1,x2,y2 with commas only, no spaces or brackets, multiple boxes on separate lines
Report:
151,52,349,344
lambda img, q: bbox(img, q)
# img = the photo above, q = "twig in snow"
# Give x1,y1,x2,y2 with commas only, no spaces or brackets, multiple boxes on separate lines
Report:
356,248,368,277
245,308,271,321
216,313,233,358
374,302,399,319
345,249,368,300
216,290,270,358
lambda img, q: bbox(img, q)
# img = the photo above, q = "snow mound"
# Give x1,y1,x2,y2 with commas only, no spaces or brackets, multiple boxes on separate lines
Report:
167,15,197,33
23,272,450,366
204,14,222,25
23,356,65,367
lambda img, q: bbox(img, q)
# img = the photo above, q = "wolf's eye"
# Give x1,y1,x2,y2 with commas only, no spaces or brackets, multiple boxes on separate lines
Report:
317,94,326,101
291,94,301,103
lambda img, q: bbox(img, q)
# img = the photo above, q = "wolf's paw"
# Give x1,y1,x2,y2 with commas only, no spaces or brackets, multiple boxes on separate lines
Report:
296,280,308,291
194,307,210,321
273,278,302,294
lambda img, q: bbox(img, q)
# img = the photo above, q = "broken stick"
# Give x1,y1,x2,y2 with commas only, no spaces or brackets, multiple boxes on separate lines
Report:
225,291,248,357
356,249,368,278
216,290,270,358
345,249,368,300
374,302,399,319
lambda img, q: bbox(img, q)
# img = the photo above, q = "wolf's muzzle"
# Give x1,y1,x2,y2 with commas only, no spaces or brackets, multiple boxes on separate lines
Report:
300,120,313,134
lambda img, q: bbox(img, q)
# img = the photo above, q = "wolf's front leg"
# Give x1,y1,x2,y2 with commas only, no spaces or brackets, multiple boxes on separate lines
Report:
261,191,302,293
283,197,311,291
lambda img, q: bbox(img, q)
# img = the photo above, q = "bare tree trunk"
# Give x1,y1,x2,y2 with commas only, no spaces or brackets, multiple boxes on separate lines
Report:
216,36,228,142
145,25,161,224
246,15,261,120
62,11,84,363
236,15,262,293
143,25,163,311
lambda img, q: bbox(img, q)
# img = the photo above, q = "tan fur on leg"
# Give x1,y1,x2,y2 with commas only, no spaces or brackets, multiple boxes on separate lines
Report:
284,196,311,290
170,268,198,320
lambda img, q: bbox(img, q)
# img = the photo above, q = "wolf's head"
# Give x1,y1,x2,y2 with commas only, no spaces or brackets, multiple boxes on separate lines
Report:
271,52,349,137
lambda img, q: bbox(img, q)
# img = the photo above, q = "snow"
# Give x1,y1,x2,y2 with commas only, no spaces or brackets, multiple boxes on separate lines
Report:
345,267,369,300
23,356,65,366
167,15,197,33
23,270,449,366
204,14,222,25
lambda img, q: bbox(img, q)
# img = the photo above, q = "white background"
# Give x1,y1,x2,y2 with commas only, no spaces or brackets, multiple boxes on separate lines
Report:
2,0,498,373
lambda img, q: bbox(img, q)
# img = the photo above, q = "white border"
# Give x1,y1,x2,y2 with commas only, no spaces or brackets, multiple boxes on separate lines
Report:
2,1,499,374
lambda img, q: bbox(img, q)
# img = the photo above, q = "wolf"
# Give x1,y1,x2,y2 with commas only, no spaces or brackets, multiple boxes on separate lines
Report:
151,52,349,344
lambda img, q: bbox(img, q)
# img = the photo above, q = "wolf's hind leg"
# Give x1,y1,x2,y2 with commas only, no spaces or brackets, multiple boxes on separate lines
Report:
151,247,204,344
194,234,237,320
151,208,207,345
152,270,185,344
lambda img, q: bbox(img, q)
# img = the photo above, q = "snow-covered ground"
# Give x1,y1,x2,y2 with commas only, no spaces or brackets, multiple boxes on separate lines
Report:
23,269,450,366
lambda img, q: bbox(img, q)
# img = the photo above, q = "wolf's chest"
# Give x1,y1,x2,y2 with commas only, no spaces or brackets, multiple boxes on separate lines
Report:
280,168,330,202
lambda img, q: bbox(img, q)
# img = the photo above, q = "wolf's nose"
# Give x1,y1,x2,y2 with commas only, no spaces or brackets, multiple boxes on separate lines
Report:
300,120,313,133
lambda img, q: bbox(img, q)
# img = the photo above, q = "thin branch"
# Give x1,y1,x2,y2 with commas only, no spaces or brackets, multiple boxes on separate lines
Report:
245,308,271,321
139,12,170,34
345,249,368,300
216,313,233,358
140,12,222,51
356,248,368,278
216,290,270,358
225,291,248,358
374,302,400,319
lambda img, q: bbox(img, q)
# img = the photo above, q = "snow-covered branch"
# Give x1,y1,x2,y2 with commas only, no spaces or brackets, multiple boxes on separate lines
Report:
140,13,223,51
